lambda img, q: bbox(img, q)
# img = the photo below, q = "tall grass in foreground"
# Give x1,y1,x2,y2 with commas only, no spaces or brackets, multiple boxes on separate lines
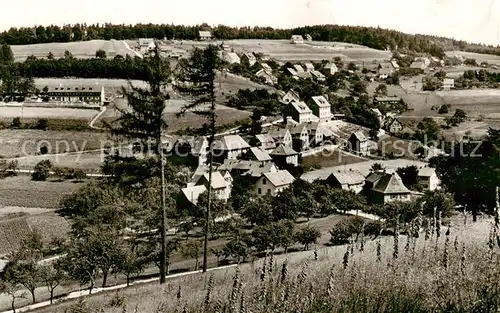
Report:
58,219,500,313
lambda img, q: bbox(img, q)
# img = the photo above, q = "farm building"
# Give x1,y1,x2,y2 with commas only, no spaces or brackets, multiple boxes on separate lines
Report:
443,78,455,90
378,62,398,78
199,31,212,41
305,34,313,41
221,51,241,64
241,53,257,66
309,95,332,123
373,96,401,106
410,60,427,70
254,170,295,196
38,85,107,106
260,63,272,72
283,101,313,124
293,64,305,73
246,147,273,163
291,35,304,44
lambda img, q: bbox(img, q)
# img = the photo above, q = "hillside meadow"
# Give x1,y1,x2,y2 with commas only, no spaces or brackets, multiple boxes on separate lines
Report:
30,217,500,313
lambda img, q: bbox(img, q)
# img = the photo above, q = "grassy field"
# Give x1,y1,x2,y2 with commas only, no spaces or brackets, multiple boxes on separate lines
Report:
0,175,88,208
164,39,391,62
34,78,148,97
445,51,500,65
302,149,366,169
0,106,98,121
0,129,109,158
11,40,135,61
29,217,499,313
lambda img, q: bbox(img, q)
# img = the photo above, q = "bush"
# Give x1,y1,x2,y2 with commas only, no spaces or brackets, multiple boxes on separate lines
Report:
34,118,49,130
32,160,52,181
11,117,21,129
438,105,449,114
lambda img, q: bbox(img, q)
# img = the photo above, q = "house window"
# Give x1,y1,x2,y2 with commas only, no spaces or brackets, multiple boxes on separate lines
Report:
263,178,266,185
267,189,271,195
258,188,262,195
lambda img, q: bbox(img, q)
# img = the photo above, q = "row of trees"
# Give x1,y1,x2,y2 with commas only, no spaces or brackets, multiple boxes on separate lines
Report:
2,23,500,56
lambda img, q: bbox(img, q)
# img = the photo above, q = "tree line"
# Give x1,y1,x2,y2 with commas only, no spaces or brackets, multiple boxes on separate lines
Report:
2,23,500,57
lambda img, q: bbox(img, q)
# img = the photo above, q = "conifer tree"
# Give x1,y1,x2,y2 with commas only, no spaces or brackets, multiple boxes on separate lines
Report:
107,43,172,283
174,44,226,272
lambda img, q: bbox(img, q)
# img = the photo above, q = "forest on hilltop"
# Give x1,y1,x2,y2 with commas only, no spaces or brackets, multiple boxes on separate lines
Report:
0,23,499,57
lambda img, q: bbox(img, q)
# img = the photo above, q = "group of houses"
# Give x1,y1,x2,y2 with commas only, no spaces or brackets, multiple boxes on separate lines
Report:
285,63,326,82
302,160,440,205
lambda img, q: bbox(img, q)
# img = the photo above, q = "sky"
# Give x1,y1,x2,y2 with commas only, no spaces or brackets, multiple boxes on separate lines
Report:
0,0,499,46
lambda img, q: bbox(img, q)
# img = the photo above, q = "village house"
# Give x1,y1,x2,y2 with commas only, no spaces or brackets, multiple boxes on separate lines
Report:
417,167,440,191
283,101,313,124
218,159,278,178
174,136,209,167
212,135,250,163
307,122,330,146
182,171,232,204
288,123,310,152
199,30,212,41
364,171,412,205
443,78,455,90
255,170,295,196
246,147,273,163
255,133,278,151
373,96,402,106
293,64,306,74
309,95,332,123
286,67,300,79
255,69,278,85
390,60,400,70
241,53,257,66
267,127,293,148
326,169,365,193
378,62,397,78
304,63,315,72
324,63,338,75
40,85,107,106
310,70,326,82
281,90,301,104
305,34,313,41
269,145,299,167
384,117,403,134
291,35,304,44
221,51,240,64
348,131,369,155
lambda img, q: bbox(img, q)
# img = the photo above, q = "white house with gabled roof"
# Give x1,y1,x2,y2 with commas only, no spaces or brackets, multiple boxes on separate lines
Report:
284,101,313,124
199,31,212,41
291,35,304,44
254,170,295,196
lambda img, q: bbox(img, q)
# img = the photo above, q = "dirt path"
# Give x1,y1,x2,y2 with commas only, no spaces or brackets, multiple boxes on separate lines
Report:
122,41,142,58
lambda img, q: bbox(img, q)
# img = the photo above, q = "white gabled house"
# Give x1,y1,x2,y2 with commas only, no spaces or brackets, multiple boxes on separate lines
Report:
241,53,257,66
281,89,301,104
221,51,240,64
309,95,332,123
213,135,250,162
199,31,212,41
256,69,277,85
254,170,295,196
304,62,315,72
324,63,338,75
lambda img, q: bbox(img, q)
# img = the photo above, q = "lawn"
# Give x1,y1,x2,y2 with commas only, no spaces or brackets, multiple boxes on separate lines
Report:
445,51,500,65
0,175,89,209
302,149,366,169
11,151,106,171
0,106,98,120
0,129,110,158
11,40,135,61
